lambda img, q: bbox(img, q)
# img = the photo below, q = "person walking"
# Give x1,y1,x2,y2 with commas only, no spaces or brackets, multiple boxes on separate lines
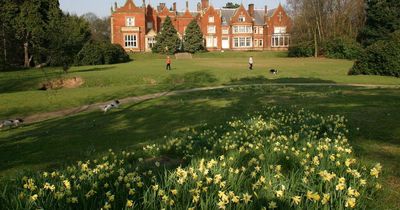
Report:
248,56,254,70
166,56,171,70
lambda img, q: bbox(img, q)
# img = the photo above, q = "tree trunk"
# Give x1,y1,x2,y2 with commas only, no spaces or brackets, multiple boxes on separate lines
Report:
2,23,6,66
24,42,29,67
314,29,318,58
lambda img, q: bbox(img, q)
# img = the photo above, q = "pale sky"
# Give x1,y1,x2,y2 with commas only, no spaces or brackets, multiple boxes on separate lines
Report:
59,0,283,17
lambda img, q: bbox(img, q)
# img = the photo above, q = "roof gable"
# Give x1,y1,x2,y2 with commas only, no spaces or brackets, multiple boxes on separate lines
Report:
115,0,143,13
231,4,253,24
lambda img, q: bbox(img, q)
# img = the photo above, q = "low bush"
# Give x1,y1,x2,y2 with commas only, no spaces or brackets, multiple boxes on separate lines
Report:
75,41,130,66
288,42,314,57
323,38,363,60
0,108,383,209
349,31,400,77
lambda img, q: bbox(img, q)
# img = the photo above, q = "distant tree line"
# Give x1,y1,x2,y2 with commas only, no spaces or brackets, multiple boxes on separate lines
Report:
0,0,129,71
288,0,400,77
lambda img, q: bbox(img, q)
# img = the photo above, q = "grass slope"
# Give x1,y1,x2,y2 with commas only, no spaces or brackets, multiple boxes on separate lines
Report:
1,52,399,119
0,85,399,209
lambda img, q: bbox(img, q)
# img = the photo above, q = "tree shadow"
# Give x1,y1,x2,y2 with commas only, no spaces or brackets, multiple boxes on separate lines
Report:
0,80,399,180
228,75,336,85
71,66,115,73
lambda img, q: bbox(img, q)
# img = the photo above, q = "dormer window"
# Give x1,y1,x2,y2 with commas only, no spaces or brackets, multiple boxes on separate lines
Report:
126,17,135,26
209,16,214,23
238,16,245,22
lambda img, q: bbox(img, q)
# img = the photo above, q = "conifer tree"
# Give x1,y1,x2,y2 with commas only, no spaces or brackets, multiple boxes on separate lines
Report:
183,19,204,53
357,0,400,47
152,16,180,54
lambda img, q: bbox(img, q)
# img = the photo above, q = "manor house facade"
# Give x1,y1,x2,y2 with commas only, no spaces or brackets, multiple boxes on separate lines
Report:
111,0,292,52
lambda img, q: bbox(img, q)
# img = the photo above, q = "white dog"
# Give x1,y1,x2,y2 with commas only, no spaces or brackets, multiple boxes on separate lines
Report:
0,119,24,129
103,100,120,113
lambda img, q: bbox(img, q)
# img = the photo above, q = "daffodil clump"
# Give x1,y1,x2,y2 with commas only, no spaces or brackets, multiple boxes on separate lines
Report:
2,107,382,210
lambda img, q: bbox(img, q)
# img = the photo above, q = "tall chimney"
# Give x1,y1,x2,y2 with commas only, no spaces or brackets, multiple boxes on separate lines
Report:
265,5,268,15
115,2,118,9
249,4,255,17
197,2,201,11
201,0,209,10
186,1,189,11
173,2,177,11
160,3,166,10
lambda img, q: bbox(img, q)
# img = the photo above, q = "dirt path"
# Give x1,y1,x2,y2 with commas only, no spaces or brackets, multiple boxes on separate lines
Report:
23,83,400,124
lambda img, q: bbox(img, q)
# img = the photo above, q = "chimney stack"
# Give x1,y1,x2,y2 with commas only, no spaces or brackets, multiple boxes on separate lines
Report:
197,2,201,11
173,2,177,11
160,3,166,10
249,4,255,17
186,1,189,11
265,5,268,15
201,0,209,10
114,2,118,9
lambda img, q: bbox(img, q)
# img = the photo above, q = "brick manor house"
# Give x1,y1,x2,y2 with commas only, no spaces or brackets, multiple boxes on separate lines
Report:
111,0,292,52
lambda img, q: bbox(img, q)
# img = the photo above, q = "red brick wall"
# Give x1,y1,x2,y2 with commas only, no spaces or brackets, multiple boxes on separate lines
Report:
111,1,292,52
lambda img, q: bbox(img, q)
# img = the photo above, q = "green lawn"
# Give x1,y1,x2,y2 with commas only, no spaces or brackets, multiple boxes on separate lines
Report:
1,51,399,119
0,52,399,208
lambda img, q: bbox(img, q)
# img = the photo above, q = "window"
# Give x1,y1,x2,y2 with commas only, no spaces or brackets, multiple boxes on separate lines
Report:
206,36,218,47
274,27,287,34
222,28,229,34
259,27,264,34
238,16,245,22
254,27,258,34
125,34,137,48
147,37,156,49
254,39,259,47
207,26,216,34
271,35,290,47
233,26,252,34
147,21,153,29
209,16,214,23
126,17,135,26
259,39,263,47
233,37,252,48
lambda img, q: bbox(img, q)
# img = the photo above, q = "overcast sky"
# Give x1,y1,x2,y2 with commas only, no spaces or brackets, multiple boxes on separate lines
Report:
59,0,283,17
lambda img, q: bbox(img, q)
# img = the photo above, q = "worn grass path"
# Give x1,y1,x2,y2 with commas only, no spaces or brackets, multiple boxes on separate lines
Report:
21,83,400,124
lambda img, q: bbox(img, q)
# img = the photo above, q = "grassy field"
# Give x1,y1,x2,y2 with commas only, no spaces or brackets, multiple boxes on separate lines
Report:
1,51,399,119
0,52,399,208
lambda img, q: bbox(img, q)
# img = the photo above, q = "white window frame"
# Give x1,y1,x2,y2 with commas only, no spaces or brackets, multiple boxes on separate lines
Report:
238,16,245,22
206,36,218,48
233,37,252,48
254,27,258,34
222,28,229,34
207,25,216,34
271,35,290,47
125,34,137,48
209,16,215,23
126,17,135,27
259,27,264,34
147,37,156,49
259,39,263,47
274,27,287,34
233,26,252,34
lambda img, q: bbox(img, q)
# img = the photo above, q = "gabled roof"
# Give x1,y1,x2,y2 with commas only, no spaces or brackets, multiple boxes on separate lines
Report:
220,7,277,26
220,9,235,26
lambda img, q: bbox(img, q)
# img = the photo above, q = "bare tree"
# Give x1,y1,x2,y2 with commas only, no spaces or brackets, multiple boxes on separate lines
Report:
287,0,365,57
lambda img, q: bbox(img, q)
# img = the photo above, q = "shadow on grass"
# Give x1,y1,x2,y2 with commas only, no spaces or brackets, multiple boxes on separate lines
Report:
228,76,336,85
0,79,399,181
71,66,116,73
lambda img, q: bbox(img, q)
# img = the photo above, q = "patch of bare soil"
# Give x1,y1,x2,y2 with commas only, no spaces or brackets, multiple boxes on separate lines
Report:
39,77,84,90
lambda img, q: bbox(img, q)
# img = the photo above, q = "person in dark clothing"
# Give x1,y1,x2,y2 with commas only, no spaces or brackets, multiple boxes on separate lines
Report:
166,56,171,70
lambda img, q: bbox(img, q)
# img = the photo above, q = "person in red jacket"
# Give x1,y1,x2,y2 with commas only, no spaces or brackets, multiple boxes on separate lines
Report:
166,56,171,70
